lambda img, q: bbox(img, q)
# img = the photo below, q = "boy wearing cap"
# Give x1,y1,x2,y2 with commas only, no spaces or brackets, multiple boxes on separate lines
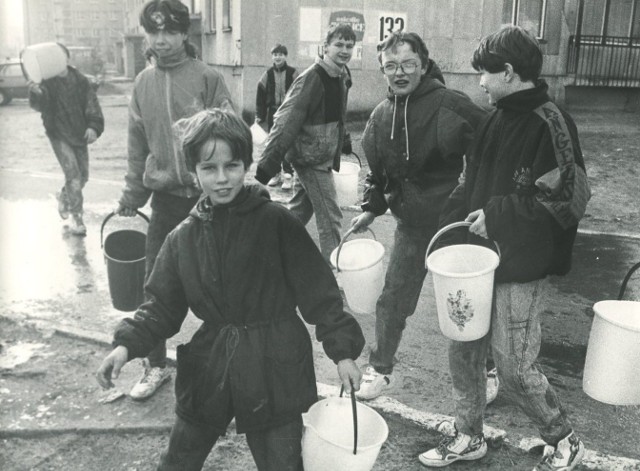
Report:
255,44,298,190
115,0,234,401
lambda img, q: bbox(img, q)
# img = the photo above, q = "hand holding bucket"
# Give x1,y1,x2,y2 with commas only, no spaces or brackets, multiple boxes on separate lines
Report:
426,222,500,341
330,227,385,314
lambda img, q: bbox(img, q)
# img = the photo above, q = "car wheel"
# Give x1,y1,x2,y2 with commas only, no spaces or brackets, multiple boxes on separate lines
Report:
0,89,11,106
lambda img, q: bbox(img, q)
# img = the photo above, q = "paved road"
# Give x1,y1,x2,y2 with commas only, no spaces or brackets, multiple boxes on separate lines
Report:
1,97,639,469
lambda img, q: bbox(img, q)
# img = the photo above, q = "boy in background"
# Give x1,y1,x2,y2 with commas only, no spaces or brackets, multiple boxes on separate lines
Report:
255,43,298,190
28,43,104,236
419,26,590,470
255,24,355,266
97,108,364,471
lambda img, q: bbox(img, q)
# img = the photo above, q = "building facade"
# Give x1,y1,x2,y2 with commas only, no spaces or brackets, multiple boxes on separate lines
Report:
22,0,125,72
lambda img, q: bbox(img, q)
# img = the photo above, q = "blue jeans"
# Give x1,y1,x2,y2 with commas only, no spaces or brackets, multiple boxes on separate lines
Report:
369,222,438,375
49,137,89,214
158,415,303,471
145,192,200,368
288,164,342,264
449,278,573,445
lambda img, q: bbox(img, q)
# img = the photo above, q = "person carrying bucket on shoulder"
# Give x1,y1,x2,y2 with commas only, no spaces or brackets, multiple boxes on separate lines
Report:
113,0,234,401
419,26,591,470
349,31,487,401
97,108,364,471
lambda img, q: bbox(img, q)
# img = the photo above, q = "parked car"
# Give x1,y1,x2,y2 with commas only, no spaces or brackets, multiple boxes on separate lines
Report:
0,60,28,105
0,59,101,106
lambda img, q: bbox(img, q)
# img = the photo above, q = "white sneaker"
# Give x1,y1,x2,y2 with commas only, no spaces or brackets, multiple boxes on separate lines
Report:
419,429,487,467
129,360,171,400
267,173,282,186
69,213,87,236
533,431,585,471
486,367,499,405
281,172,293,190
355,366,393,400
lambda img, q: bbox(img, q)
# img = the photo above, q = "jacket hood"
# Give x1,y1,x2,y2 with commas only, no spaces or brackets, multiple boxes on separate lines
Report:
190,183,271,221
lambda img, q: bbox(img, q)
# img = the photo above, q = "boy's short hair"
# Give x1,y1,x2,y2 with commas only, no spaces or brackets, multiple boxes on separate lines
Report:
325,23,356,45
140,0,190,34
179,109,253,172
271,44,288,55
376,31,429,68
471,25,543,82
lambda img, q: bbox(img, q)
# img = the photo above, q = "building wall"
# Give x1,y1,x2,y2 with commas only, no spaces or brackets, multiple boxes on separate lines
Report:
200,0,577,117
22,0,125,69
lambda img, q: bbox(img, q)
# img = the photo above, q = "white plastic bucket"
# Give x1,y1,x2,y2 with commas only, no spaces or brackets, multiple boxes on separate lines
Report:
330,228,385,315
20,43,68,83
333,161,360,207
583,300,640,405
250,123,268,165
302,397,388,471
426,222,500,341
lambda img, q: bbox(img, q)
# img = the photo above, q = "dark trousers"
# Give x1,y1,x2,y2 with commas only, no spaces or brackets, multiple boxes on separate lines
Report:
158,415,303,471
145,192,200,368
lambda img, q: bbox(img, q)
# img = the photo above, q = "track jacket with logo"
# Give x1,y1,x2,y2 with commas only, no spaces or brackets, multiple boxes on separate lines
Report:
440,81,591,282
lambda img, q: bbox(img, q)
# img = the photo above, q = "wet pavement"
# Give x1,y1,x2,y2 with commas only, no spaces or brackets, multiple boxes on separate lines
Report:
1,97,640,469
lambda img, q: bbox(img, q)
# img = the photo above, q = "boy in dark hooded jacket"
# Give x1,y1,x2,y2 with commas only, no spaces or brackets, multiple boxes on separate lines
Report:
419,26,590,470
350,31,486,400
97,108,364,471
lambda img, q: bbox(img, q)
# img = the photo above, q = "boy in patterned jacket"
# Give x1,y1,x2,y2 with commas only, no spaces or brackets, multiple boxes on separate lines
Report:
420,26,590,471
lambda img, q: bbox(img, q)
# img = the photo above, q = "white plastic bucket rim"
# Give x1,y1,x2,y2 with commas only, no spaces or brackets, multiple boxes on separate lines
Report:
330,239,385,272
303,397,389,452
427,244,500,278
592,300,640,332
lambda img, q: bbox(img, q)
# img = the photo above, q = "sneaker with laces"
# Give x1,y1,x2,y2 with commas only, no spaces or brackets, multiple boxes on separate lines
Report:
56,191,69,220
69,213,86,236
129,360,171,400
281,172,293,190
486,367,499,405
533,431,584,471
268,172,282,186
419,429,487,467
355,366,393,400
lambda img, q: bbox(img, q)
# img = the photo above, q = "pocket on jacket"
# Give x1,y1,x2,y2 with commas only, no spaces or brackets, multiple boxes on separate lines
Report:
265,334,316,416
292,123,340,167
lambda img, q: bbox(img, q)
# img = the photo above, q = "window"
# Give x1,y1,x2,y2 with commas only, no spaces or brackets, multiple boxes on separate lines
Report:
503,0,548,39
222,0,231,31
207,0,217,33
580,0,640,40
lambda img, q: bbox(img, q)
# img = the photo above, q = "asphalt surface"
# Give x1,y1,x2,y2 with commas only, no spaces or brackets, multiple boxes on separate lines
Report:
1,95,639,470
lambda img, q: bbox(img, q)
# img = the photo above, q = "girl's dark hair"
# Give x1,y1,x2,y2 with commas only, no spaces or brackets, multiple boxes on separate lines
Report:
325,23,357,44
376,31,429,68
471,25,543,82
140,0,198,58
178,109,253,172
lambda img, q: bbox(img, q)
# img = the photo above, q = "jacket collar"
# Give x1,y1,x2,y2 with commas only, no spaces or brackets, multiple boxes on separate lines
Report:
315,55,345,78
496,80,550,112
190,184,271,221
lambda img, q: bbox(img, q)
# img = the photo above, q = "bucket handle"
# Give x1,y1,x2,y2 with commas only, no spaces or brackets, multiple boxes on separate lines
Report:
100,210,150,248
334,226,377,273
346,151,362,168
618,261,640,300
339,381,358,455
426,221,501,266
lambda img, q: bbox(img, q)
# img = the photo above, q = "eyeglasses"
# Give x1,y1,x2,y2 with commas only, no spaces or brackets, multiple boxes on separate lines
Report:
381,61,420,76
